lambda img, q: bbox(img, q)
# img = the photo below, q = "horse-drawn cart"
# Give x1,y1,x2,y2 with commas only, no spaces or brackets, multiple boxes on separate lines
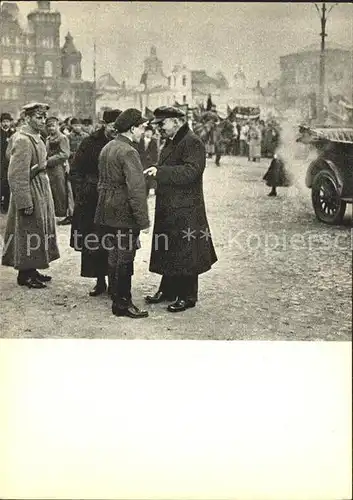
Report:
298,126,353,225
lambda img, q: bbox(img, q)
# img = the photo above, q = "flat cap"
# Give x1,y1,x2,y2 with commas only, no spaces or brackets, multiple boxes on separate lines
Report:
103,109,122,124
70,117,81,125
82,118,93,125
114,108,148,133
22,102,50,115
1,112,13,121
152,106,185,123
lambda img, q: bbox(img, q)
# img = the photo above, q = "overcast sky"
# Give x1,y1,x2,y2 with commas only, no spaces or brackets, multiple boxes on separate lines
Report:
16,1,353,87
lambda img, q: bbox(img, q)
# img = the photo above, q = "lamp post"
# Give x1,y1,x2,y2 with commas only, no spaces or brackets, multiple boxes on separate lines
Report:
314,2,338,123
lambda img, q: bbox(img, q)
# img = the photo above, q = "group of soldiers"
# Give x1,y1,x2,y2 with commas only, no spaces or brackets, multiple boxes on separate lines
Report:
1,102,217,319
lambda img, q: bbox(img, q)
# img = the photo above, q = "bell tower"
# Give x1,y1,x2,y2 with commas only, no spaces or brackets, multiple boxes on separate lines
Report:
61,32,82,80
27,1,61,79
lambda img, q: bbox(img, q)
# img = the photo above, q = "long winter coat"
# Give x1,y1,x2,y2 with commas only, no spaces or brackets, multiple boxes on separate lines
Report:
149,123,217,276
263,155,292,187
2,126,60,270
94,135,149,231
69,127,111,277
46,132,70,217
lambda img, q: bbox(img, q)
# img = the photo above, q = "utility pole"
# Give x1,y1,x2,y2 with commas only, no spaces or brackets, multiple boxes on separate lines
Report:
314,2,338,123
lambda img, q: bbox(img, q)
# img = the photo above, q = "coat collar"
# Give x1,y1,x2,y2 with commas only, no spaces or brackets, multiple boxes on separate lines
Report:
159,123,190,164
20,125,41,143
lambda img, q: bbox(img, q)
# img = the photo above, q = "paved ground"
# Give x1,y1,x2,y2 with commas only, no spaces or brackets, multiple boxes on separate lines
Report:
0,155,351,339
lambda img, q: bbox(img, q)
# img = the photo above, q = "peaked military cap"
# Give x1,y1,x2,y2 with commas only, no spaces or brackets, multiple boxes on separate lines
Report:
103,109,122,124
152,106,186,123
114,108,148,133
22,102,50,115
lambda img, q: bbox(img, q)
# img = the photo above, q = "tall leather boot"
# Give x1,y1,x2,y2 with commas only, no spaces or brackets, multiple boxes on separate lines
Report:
112,266,148,319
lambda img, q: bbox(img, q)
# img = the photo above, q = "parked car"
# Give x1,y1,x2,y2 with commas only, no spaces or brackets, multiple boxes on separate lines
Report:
298,126,353,224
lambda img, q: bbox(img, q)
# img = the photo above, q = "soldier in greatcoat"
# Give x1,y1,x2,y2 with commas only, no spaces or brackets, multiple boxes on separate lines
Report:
144,106,218,313
94,109,150,319
69,109,122,296
2,103,60,288
45,116,70,220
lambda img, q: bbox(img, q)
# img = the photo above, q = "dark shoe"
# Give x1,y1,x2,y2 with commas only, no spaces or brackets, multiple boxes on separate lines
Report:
17,276,47,289
57,216,72,226
268,191,277,197
34,271,52,282
145,291,175,304
89,282,107,296
167,298,196,313
112,302,149,318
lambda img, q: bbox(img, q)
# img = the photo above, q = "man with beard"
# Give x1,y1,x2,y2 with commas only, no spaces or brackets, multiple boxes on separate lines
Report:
2,103,60,288
69,109,122,297
94,108,150,319
144,106,217,313
0,112,15,213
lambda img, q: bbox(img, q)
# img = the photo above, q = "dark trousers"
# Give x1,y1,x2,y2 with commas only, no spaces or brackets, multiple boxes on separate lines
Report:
106,229,140,309
1,178,10,212
159,274,198,302
18,269,36,279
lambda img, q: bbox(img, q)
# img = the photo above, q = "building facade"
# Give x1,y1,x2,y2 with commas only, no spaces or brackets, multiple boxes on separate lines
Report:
101,47,230,114
0,1,95,119
279,43,353,120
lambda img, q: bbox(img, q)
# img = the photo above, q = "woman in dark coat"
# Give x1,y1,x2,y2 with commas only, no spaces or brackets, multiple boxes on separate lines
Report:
69,109,121,296
263,153,292,196
144,106,217,313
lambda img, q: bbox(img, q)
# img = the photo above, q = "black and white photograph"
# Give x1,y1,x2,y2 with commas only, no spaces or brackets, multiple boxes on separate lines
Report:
0,1,352,499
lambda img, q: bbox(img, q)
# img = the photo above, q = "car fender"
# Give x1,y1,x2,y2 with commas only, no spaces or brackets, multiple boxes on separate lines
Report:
306,159,344,194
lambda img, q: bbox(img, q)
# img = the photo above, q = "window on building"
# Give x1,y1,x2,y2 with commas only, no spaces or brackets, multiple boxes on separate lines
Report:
12,87,18,99
168,76,171,87
70,64,76,79
182,95,187,103
26,55,35,74
44,60,53,77
48,37,54,49
182,75,187,86
173,76,176,87
1,59,11,76
4,88,11,99
15,36,21,46
2,36,11,46
13,60,21,76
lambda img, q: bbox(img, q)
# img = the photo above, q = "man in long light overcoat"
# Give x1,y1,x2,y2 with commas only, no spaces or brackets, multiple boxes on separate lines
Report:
2,103,60,288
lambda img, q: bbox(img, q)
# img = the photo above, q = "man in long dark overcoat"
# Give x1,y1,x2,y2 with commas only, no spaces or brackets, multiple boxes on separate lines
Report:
69,109,122,296
0,112,15,213
144,106,217,313
94,108,150,319
2,102,60,288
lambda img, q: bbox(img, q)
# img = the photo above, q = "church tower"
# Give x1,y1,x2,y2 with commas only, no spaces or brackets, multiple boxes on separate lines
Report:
61,32,82,80
27,1,61,79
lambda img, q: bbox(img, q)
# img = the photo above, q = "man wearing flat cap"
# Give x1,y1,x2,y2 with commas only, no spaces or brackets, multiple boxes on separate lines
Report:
94,108,150,318
2,103,60,288
1,112,15,213
70,109,122,297
144,106,217,313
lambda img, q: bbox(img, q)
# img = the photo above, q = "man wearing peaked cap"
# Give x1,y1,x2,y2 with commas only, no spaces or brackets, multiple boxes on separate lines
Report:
2,101,59,287
69,109,122,297
94,108,150,318
144,104,218,313
114,108,148,133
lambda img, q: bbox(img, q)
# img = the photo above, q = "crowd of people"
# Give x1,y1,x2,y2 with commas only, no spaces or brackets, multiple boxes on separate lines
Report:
1,99,292,318
1,102,217,318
